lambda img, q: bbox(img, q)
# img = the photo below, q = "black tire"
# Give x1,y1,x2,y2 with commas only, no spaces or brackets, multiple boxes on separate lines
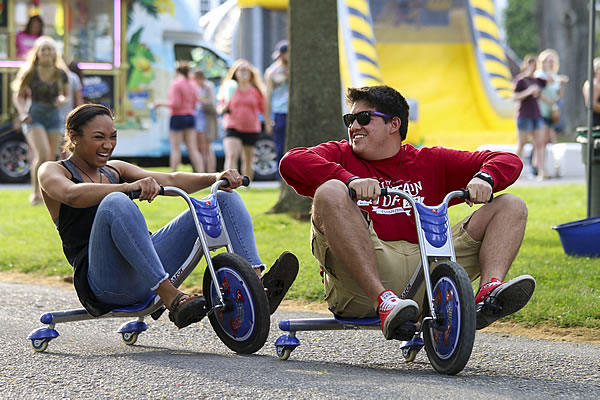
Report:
252,134,277,181
0,130,30,183
423,261,476,375
203,253,270,354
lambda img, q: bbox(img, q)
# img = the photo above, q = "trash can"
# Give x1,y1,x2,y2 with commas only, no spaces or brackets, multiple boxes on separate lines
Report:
575,128,600,217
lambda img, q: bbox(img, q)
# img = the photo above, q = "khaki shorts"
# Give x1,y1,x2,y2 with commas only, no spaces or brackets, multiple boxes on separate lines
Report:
311,213,481,318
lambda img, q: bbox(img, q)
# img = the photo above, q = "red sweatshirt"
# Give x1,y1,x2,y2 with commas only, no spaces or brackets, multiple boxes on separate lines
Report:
279,140,523,243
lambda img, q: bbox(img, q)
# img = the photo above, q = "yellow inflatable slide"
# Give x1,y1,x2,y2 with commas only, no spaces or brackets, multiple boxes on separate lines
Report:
340,0,517,150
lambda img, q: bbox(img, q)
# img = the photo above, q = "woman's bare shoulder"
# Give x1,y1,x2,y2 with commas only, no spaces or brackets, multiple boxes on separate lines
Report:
39,160,68,176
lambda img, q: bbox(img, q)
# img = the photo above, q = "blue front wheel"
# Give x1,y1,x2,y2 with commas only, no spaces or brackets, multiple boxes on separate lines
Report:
423,261,476,375
203,253,270,354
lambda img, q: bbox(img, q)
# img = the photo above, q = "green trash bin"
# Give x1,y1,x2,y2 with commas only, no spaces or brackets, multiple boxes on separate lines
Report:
576,127,600,217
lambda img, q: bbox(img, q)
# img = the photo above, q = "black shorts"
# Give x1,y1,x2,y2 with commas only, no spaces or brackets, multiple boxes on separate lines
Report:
225,128,260,146
170,115,195,130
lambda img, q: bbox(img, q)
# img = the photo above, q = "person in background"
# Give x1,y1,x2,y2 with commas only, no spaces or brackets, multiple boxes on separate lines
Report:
16,15,44,60
582,57,600,127
11,36,70,205
155,63,204,173
264,40,289,177
193,69,218,173
513,55,547,180
534,49,568,149
216,59,266,180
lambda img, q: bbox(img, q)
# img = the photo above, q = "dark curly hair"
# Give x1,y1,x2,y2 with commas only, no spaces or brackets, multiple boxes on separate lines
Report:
346,85,410,141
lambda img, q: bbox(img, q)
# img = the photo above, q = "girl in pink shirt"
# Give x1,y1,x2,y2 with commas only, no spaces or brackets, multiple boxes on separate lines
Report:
16,15,43,60
217,59,266,180
157,64,204,172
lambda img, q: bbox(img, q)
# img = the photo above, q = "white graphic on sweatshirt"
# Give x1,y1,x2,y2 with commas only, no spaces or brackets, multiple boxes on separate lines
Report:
357,180,424,216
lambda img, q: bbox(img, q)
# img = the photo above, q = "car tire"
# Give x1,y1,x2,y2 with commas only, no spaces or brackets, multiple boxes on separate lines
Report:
252,134,277,181
0,129,31,184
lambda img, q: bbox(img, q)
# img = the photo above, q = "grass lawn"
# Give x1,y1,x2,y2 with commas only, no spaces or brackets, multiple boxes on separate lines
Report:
1,183,598,329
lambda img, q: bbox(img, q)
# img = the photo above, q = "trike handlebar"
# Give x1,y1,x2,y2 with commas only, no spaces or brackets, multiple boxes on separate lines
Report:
126,176,250,200
212,176,250,195
127,186,165,200
350,187,493,204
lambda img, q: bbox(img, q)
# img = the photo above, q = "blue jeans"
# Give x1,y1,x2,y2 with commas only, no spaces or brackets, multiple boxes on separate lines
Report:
273,113,287,162
516,117,543,132
273,113,287,180
87,191,263,306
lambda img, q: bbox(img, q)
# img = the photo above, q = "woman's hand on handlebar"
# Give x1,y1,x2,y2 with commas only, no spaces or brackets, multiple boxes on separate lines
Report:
348,178,381,202
128,177,162,202
216,169,244,192
465,177,493,206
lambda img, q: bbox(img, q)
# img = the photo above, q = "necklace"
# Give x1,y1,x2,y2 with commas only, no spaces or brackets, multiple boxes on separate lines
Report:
70,159,101,183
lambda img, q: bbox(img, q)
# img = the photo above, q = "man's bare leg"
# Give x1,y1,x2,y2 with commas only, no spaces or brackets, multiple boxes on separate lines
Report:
463,193,527,286
312,180,385,308
312,180,418,339
463,193,535,329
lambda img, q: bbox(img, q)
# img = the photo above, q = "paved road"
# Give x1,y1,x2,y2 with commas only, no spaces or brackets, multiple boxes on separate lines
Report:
1,280,598,399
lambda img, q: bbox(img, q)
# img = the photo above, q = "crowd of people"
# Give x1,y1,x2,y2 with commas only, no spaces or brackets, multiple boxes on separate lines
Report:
14,18,584,194
11,16,290,201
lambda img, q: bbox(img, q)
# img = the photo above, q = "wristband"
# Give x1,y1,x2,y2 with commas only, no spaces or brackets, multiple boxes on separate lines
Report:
345,176,361,187
473,171,494,189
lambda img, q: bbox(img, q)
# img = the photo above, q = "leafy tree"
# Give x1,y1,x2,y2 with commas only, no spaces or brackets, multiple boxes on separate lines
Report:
504,0,538,59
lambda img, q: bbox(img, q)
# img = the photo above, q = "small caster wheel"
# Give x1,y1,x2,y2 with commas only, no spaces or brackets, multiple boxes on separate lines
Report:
31,339,49,352
277,346,293,361
402,347,418,363
121,331,139,345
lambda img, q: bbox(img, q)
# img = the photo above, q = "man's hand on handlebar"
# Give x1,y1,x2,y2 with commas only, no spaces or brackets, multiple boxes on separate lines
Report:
216,169,244,192
465,177,493,206
348,178,381,202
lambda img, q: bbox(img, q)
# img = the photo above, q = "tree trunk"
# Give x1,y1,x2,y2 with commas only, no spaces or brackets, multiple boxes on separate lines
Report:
269,0,344,218
536,0,590,136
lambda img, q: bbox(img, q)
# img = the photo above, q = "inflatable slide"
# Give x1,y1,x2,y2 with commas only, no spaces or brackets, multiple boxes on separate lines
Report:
340,0,517,150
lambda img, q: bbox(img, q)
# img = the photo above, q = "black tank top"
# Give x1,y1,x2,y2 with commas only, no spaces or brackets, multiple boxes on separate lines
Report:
58,159,122,316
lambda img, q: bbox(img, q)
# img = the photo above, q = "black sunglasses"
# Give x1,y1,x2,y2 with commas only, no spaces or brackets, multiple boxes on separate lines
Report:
342,110,393,128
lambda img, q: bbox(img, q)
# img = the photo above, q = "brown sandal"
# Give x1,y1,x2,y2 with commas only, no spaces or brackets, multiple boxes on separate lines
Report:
168,293,207,329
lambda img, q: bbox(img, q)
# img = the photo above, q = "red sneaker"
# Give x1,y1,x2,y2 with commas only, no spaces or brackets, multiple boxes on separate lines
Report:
475,275,536,330
474,278,503,304
378,290,419,340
